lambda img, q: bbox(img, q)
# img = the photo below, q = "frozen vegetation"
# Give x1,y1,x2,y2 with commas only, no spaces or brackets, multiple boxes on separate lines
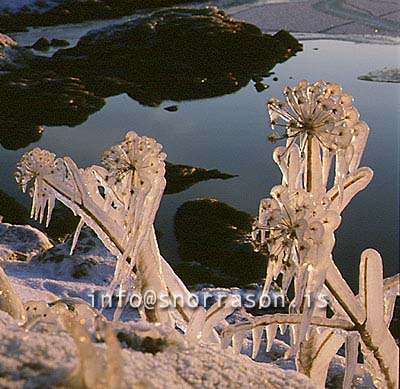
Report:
0,81,399,388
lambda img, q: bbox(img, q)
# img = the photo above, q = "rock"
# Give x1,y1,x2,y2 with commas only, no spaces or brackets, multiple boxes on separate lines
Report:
52,7,302,106
174,199,267,286
32,37,50,51
0,33,32,71
0,190,29,225
0,8,300,150
50,38,70,47
32,226,114,282
165,162,237,194
0,122,43,150
0,72,105,149
164,105,178,112
255,81,268,92
0,223,52,261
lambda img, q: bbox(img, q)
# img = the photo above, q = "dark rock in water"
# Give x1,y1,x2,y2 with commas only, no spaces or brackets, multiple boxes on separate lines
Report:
52,7,302,106
0,73,105,126
0,8,300,149
0,190,29,225
164,105,178,112
0,72,105,149
0,123,43,150
50,38,70,47
32,37,50,51
254,81,268,92
174,198,267,287
165,162,237,194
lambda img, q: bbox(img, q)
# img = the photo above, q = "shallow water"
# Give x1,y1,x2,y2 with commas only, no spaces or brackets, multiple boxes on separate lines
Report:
0,33,398,289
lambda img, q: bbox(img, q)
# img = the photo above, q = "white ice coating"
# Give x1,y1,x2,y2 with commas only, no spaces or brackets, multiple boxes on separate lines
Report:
13,82,399,388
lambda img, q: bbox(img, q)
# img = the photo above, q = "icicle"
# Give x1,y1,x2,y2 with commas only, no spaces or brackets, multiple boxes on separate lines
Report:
232,331,246,354
349,121,369,173
289,324,298,349
273,146,289,184
252,326,264,359
45,192,55,227
343,333,359,389
287,144,302,192
185,307,207,343
221,331,233,350
104,323,124,389
202,295,238,343
265,323,278,352
278,323,287,335
0,267,26,322
321,148,333,189
70,218,85,255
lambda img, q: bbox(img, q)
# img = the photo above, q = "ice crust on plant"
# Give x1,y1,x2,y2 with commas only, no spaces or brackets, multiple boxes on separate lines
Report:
14,131,228,342
12,81,399,388
232,80,399,388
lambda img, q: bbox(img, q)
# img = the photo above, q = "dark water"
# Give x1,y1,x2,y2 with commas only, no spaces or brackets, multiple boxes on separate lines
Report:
0,38,399,290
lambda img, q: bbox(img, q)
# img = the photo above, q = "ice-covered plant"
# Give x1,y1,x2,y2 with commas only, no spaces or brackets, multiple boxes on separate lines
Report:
224,80,399,388
14,131,234,344
15,131,195,326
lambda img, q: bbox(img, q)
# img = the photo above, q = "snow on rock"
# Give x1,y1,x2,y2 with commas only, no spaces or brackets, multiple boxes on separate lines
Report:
0,33,16,47
358,67,400,83
0,32,33,70
0,223,52,261
2,227,116,310
0,223,378,387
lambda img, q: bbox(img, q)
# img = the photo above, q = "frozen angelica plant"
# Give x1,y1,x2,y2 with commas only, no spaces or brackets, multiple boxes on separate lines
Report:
11,82,399,388
15,131,235,343
224,80,399,388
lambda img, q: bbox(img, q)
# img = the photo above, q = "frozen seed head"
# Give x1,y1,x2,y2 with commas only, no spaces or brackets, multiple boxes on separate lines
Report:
15,148,62,192
102,131,167,185
267,80,360,152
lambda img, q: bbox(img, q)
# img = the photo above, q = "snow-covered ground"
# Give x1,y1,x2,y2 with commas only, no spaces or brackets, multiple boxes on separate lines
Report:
0,223,376,388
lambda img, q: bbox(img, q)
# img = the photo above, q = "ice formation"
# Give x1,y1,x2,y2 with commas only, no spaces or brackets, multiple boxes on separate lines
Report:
238,80,399,388
11,81,400,388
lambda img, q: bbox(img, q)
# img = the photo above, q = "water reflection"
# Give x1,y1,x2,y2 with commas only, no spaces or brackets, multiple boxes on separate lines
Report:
0,38,398,289
0,7,301,150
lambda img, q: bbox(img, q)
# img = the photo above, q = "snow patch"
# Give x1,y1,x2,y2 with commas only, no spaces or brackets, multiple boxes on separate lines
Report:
358,67,400,83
